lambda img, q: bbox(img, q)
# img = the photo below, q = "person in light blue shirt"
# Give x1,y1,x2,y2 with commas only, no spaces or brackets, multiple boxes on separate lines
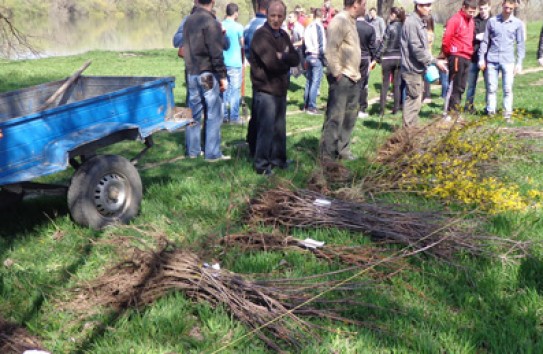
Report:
222,3,244,123
173,2,197,106
243,0,269,60
478,0,525,122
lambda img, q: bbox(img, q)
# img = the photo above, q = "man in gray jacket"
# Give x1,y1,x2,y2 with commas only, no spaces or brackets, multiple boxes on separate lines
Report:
400,0,447,127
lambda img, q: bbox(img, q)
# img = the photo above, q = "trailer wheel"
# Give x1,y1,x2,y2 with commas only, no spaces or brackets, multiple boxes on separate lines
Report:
68,155,142,230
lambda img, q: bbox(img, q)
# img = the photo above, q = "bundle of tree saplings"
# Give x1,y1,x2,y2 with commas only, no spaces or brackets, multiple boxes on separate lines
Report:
247,187,530,260
307,159,353,195
0,316,46,354
64,237,370,352
219,232,408,277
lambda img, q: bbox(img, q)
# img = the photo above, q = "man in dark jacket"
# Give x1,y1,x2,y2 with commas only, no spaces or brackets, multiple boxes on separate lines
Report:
441,0,477,119
184,0,230,162
249,0,300,175
464,0,491,113
356,14,377,118
376,6,405,115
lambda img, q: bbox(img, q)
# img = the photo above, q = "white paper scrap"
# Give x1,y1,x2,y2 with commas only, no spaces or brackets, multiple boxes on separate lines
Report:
299,238,325,249
313,198,331,207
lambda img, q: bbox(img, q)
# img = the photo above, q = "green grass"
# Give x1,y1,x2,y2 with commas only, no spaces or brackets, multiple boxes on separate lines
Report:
1,22,543,353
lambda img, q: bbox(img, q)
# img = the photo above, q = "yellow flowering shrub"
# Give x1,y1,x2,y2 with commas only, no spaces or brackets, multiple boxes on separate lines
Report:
390,118,542,214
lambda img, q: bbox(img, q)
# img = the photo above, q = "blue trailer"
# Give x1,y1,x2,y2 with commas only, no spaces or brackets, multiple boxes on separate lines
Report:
0,75,191,229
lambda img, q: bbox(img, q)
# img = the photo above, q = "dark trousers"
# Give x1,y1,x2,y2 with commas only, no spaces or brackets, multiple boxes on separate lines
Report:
358,58,370,112
252,91,287,173
247,98,258,157
445,55,470,113
320,75,360,160
380,58,401,114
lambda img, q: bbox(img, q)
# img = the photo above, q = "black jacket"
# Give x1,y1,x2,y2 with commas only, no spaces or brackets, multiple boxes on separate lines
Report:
538,26,543,59
471,14,490,63
376,20,402,62
183,7,227,78
356,20,377,61
249,23,299,97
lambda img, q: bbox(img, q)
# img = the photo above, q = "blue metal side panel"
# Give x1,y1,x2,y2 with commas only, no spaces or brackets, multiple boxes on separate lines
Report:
0,77,182,186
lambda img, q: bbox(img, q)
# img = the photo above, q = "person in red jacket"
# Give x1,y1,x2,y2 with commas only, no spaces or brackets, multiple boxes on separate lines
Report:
322,0,336,30
441,0,477,119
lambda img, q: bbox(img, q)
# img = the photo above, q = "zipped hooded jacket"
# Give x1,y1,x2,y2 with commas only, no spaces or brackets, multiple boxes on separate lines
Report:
441,9,475,60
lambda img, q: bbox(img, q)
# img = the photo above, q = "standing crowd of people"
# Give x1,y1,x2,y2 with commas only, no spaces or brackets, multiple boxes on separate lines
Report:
174,0,541,174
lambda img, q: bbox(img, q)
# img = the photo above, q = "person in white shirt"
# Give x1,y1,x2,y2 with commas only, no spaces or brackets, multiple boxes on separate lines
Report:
303,8,327,115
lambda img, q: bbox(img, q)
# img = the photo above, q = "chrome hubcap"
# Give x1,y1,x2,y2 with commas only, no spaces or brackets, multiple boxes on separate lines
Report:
94,173,128,216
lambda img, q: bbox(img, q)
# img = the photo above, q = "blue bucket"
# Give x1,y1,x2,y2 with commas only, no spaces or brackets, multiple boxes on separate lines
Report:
424,64,439,83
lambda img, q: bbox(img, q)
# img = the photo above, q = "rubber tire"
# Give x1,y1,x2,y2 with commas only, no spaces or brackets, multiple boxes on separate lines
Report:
67,155,142,230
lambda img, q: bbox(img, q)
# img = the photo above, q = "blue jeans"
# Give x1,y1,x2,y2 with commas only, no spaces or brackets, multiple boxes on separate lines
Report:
464,62,482,110
303,56,323,110
485,62,515,116
186,72,223,159
223,67,242,122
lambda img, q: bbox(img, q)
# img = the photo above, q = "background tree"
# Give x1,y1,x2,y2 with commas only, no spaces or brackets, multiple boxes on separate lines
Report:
0,7,37,58
377,0,394,17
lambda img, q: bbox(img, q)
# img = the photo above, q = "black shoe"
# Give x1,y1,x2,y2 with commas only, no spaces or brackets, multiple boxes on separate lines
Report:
256,168,273,176
306,108,322,115
275,159,294,170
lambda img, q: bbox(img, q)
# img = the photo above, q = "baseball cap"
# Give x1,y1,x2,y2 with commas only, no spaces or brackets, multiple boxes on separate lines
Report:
414,0,434,4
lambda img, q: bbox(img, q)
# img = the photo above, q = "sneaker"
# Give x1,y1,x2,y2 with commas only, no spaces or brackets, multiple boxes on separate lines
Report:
443,114,452,122
205,155,231,162
423,98,432,104
306,108,321,115
357,111,369,119
188,151,204,159
339,153,357,161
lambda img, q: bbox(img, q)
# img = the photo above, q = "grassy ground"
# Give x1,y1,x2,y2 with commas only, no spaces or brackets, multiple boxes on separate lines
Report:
1,22,543,353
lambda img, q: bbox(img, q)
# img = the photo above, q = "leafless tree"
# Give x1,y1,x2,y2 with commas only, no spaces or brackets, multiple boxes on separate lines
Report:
0,8,38,59
377,0,394,18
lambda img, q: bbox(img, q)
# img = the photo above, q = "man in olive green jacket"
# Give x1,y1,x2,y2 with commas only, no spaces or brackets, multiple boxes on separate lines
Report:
320,0,365,161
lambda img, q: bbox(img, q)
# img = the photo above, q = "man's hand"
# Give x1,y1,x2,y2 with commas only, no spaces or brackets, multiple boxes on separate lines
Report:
369,61,377,71
514,64,522,75
539,57,543,67
436,59,448,73
276,46,289,60
219,78,228,93
479,61,486,71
